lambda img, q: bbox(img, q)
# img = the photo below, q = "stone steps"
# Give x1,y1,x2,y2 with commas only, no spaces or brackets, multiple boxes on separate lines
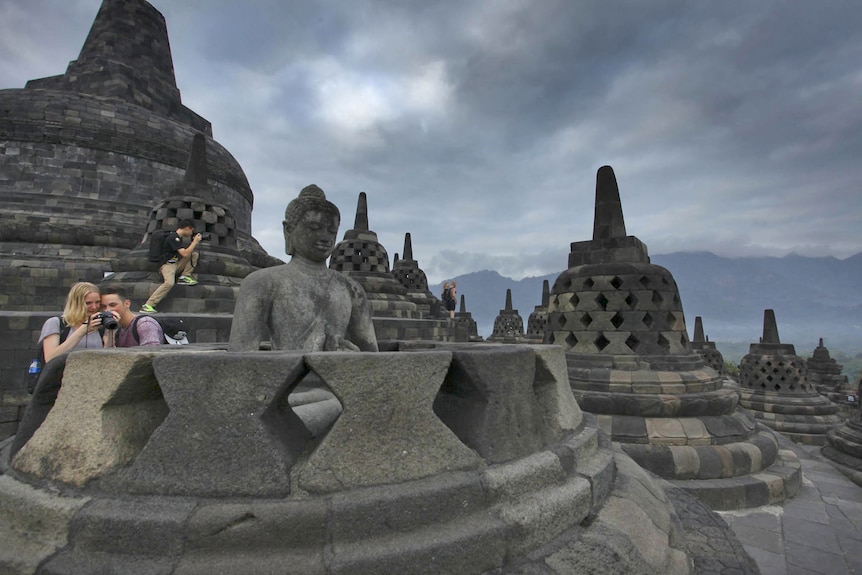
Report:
667,447,801,510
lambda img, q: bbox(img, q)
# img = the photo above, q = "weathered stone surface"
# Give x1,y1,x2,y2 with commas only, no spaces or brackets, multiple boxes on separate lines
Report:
0,474,89,575
11,349,167,487
433,346,545,463
298,351,481,493
110,351,309,497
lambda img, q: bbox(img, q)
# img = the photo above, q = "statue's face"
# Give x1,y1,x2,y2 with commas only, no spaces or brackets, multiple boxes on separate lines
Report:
288,209,340,262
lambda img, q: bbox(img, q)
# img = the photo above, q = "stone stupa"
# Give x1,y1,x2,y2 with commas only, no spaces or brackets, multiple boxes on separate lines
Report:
525,280,551,343
823,380,862,486
735,310,844,445
486,289,525,343
544,165,801,509
104,133,266,314
391,233,440,317
453,294,482,342
0,0,273,312
329,193,418,319
689,316,726,375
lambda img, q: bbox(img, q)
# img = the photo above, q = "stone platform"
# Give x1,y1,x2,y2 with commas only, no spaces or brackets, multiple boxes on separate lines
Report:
0,343,703,574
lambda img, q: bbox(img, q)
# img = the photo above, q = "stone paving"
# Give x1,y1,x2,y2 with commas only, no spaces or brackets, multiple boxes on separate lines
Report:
718,436,862,575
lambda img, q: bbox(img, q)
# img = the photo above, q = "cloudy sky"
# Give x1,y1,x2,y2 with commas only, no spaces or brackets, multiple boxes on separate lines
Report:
2,0,861,283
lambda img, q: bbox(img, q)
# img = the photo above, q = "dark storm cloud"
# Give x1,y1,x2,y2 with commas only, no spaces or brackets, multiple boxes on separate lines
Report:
2,0,861,282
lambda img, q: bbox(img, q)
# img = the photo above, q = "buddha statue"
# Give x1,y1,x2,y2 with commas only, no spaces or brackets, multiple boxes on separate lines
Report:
229,185,378,352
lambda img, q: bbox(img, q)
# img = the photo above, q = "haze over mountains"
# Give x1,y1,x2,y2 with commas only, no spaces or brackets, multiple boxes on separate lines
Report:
437,251,862,358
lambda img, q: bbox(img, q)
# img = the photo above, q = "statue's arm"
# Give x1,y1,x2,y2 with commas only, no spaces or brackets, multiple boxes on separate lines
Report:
228,273,270,352
347,281,379,352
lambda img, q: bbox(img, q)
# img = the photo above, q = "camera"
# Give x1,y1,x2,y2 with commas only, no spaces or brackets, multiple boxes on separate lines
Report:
97,311,118,330
199,233,212,241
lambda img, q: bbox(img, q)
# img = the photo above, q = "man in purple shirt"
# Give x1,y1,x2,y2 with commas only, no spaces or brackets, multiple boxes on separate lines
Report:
101,287,164,347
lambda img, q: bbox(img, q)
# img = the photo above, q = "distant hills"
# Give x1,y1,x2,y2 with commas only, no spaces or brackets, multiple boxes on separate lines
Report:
435,251,862,359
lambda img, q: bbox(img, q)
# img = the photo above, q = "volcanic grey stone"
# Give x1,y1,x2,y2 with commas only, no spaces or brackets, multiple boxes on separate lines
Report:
298,351,481,493
110,351,310,497
433,346,545,463
11,349,167,487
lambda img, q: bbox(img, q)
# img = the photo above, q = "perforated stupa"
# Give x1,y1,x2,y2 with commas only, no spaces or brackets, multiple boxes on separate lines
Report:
735,310,844,445
544,165,802,509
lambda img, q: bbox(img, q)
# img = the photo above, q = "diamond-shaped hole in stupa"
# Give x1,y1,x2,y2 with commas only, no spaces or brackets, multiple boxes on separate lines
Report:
283,371,343,446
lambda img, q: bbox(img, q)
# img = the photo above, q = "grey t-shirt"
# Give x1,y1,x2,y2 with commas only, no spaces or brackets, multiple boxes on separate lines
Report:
38,316,103,350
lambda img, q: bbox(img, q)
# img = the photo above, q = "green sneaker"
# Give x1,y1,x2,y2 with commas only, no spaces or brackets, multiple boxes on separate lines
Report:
140,304,157,313
178,276,198,286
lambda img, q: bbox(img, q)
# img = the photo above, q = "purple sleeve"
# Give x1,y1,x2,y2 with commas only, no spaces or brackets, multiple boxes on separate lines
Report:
136,316,164,346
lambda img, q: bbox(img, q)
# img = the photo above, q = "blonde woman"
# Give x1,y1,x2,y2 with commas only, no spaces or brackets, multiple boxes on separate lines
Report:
38,281,106,362
13,282,107,457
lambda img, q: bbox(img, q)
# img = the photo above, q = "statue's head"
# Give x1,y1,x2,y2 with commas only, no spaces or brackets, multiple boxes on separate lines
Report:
283,184,341,261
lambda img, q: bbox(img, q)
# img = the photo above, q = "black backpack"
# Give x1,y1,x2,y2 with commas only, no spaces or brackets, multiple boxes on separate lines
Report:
130,315,189,345
28,316,72,393
147,230,171,264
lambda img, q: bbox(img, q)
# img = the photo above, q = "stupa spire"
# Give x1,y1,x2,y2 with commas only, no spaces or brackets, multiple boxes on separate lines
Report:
505,289,513,311
693,316,706,343
354,192,369,231
459,294,466,313
592,165,626,241
761,309,781,344
183,133,209,188
541,279,550,308
402,233,414,260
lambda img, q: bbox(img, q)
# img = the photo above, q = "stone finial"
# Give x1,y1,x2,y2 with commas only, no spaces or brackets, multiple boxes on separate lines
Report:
592,165,626,241
354,192,369,231
402,233,414,260
819,337,824,348
505,289,514,311
183,132,209,188
541,280,550,308
459,294,466,313
761,309,781,344
693,316,706,343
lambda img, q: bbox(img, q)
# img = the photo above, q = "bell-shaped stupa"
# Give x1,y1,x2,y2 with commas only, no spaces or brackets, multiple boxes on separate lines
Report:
104,134,274,314
329,193,418,319
487,289,525,342
689,317,726,375
454,294,482,342
525,280,551,343
544,165,801,509
823,380,862,486
391,233,439,316
736,310,844,445
0,0,273,312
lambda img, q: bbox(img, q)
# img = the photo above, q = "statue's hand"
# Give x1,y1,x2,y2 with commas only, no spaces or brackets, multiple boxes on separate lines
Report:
324,334,361,352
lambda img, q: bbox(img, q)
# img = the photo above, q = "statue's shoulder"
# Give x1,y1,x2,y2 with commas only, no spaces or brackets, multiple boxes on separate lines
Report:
240,264,285,290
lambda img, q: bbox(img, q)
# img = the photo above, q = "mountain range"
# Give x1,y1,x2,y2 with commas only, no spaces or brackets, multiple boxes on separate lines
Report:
435,251,862,360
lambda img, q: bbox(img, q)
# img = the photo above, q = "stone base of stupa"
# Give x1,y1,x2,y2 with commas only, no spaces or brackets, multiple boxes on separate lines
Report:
0,343,701,575
822,416,862,487
567,352,802,509
734,387,846,445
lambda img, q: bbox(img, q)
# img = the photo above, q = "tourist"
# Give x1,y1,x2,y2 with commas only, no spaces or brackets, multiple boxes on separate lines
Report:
446,281,457,319
12,282,108,457
101,286,164,347
228,184,378,352
140,219,201,313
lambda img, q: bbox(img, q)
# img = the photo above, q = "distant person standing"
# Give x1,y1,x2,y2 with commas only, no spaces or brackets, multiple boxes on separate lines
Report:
444,281,457,319
141,219,201,313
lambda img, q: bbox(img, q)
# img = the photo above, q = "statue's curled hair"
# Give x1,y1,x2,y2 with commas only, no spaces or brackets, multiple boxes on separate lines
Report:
283,185,341,255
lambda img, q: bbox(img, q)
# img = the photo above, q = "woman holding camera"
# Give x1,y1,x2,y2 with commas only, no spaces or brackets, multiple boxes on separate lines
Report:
38,281,107,362
12,282,108,458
